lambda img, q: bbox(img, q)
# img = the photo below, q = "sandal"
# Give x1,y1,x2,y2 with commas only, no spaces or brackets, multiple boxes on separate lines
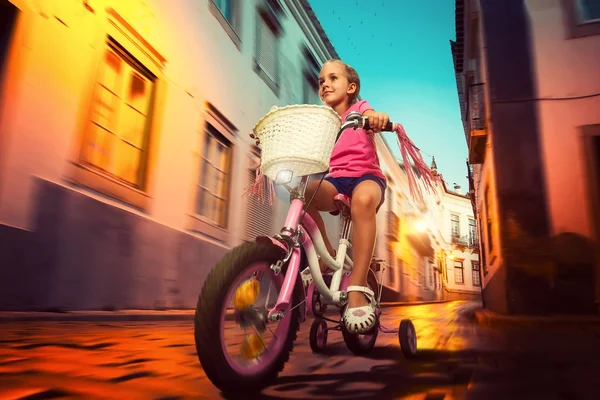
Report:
343,286,377,334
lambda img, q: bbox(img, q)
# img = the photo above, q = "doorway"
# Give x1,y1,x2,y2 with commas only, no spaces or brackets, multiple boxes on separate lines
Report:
582,126,600,313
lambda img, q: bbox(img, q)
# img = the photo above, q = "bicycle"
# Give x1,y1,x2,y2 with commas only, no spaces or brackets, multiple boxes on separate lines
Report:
194,105,418,394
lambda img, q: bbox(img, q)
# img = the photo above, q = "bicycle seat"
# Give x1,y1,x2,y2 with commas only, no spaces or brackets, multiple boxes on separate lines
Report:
329,194,352,218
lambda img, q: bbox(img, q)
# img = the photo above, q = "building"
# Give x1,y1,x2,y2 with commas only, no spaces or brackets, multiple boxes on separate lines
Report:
436,174,481,301
451,0,600,314
375,136,481,302
0,0,341,310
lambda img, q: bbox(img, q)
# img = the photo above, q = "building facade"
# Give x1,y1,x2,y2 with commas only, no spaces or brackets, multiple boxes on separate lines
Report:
375,136,481,302
452,0,600,314
0,0,341,310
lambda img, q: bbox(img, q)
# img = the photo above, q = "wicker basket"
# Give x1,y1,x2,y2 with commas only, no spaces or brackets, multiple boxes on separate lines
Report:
253,104,342,181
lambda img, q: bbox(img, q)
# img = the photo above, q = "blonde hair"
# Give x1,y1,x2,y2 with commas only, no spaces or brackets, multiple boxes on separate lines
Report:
324,59,361,103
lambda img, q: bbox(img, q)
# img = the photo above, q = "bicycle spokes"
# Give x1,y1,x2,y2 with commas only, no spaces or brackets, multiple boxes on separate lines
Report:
222,267,284,365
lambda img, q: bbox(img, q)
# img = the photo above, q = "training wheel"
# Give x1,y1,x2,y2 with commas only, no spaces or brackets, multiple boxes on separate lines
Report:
309,318,328,353
398,319,417,358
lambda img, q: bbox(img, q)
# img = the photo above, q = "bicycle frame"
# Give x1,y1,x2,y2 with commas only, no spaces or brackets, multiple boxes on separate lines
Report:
263,179,353,322
261,113,367,322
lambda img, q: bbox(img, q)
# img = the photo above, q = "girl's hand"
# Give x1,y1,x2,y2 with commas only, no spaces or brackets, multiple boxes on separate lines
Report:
362,110,390,134
249,131,260,146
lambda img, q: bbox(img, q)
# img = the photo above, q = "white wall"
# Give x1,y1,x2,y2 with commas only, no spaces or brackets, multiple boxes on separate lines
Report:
0,0,339,244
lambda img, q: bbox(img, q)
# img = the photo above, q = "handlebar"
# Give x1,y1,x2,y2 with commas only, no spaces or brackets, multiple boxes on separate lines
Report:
341,111,397,134
362,117,396,132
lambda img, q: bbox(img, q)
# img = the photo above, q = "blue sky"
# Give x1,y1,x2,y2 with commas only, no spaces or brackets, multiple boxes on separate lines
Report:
308,0,469,191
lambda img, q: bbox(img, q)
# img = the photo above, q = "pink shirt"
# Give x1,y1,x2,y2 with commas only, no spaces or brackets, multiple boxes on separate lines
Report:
327,100,386,180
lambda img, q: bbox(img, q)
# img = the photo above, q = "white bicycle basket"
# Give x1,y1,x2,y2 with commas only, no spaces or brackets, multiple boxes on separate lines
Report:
253,104,342,181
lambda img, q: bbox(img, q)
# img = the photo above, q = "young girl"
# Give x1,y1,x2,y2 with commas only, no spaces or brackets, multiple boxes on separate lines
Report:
305,59,390,335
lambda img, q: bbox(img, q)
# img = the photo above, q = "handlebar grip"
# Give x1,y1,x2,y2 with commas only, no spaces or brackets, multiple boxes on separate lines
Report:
363,118,396,132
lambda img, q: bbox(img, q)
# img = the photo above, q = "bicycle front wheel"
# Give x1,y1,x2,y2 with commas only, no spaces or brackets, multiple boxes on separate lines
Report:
194,242,303,394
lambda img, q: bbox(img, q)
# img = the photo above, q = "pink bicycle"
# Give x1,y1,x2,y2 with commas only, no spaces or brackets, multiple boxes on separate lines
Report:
194,105,417,394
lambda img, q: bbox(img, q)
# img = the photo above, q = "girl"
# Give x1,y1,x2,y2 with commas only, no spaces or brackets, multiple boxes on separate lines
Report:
305,59,390,334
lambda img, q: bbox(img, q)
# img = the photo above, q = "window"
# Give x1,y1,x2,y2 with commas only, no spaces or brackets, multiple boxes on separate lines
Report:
485,185,494,253
472,261,481,286
418,257,425,286
469,218,478,246
210,0,242,47
302,46,321,105
577,0,600,23
561,0,600,38
444,256,448,283
451,213,460,237
479,221,488,274
303,73,320,105
388,257,396,285
196,124,232,228
254,1,283,94
396,257,403,288
67,9,166,210
80,40,155,188
454,260,464,284
428,258,434,287
214,0,238,25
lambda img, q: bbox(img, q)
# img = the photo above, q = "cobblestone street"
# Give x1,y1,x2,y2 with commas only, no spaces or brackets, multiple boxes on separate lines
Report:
1,301,599,399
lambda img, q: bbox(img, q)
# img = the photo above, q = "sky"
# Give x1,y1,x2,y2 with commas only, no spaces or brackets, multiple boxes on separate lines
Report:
308,0,469,191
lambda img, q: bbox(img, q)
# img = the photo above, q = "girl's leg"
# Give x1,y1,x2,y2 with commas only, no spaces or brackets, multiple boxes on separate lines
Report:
304,180,339,266
348,180,382,308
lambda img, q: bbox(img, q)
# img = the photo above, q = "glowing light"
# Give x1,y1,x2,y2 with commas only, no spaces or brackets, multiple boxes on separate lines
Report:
275,169,293,185
415,220,426,232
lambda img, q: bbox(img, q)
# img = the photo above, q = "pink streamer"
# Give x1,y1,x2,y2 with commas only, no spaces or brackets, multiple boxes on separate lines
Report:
393,124,440,203
243,157,276,206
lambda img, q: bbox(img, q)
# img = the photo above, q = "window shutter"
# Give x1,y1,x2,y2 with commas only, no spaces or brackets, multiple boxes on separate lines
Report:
256,16,278,83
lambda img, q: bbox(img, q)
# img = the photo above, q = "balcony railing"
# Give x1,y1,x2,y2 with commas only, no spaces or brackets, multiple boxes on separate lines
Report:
468,83,486,131
451,234,469,247
467,83,487,164
469,236,479,249
452,234,479,249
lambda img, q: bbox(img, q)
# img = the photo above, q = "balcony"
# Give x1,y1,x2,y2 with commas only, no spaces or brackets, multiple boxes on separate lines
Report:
451,234,469,249
451,234,479,251
467,83,487,164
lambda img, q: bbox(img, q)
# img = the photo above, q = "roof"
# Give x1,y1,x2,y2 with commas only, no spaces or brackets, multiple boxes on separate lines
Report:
299,0,340,60
451,0,465,73
451,0,468,142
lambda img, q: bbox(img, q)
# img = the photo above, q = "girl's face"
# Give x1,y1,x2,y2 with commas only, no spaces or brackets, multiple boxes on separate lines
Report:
318,61,356,109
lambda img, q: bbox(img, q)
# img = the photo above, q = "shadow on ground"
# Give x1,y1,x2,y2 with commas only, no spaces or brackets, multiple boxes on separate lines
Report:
220,346,497,400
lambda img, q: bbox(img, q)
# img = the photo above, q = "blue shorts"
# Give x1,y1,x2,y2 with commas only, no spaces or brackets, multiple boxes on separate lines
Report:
324,175,387,212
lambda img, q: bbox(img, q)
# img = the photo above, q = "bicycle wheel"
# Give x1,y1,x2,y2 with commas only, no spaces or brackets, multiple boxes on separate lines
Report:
194,242,303,394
